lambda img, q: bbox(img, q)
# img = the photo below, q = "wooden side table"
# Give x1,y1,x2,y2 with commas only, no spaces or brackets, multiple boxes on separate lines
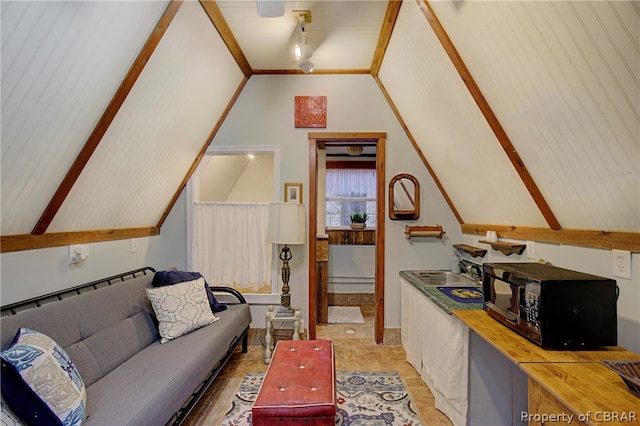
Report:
264,305,304,363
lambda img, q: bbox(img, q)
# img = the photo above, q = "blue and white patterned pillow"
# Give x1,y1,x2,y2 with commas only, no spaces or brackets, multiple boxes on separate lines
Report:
0,328,86,426
146,277,219,343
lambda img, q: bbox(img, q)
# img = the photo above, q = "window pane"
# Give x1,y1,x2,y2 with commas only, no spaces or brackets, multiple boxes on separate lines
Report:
325,169,376,227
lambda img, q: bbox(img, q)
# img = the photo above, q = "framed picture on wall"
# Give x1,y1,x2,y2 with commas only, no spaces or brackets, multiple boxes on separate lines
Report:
285,182,303,204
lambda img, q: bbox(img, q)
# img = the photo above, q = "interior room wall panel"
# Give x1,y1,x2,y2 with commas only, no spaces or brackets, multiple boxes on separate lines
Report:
47,2,245,232
0,1,168,234
379,0,548,228
430,0,639,231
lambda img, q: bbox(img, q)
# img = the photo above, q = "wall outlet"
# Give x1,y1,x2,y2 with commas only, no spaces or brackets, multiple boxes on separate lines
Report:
130,238,138,253
526,241,536,259
612,249,631,279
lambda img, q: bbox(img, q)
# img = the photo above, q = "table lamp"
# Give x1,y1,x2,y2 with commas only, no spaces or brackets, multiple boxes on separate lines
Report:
267,202,306,317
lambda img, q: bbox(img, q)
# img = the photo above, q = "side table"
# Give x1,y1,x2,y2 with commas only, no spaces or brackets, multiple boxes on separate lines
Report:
264,305,303,363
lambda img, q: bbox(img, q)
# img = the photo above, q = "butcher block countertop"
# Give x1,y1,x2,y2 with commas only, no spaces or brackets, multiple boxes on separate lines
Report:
522,363,639,425
453,310,640,364
454,310,640,425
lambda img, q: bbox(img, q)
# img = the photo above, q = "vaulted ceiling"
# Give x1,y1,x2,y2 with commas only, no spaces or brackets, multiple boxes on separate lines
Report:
1,0,638,253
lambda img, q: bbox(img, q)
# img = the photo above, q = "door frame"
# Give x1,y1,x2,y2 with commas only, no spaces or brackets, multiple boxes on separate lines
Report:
308,132,386,343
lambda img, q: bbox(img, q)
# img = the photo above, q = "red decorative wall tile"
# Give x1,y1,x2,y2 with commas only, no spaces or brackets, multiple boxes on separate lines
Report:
295,96,327,128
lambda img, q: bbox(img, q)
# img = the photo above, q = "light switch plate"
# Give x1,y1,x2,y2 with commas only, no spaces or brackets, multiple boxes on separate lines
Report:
526,241,536,259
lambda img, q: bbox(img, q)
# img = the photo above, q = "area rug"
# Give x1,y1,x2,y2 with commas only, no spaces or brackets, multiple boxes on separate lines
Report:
221,371,422,425
328,306,365,324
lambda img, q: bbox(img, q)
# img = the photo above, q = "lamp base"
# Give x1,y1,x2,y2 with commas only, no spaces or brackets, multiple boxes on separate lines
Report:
274,305,295,317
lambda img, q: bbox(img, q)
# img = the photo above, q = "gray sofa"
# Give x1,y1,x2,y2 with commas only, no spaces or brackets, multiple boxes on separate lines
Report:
0,267,252,425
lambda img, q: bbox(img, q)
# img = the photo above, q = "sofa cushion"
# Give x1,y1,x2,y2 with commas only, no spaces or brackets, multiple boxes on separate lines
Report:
152,270,227,313
1,273,158,388
0,328,86,426
146,278,218,343
83,303,251,425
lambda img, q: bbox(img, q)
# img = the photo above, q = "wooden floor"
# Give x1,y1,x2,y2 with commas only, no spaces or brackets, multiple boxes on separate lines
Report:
183,306,453,425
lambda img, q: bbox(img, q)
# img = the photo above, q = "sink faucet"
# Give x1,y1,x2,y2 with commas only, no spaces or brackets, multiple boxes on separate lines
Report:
461,261,482,280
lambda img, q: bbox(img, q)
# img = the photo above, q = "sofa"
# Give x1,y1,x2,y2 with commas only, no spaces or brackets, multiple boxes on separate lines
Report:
0,267,252,425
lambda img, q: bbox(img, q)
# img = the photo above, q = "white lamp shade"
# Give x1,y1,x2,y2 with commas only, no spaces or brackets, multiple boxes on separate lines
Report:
257,0,284,17
267,202,306,245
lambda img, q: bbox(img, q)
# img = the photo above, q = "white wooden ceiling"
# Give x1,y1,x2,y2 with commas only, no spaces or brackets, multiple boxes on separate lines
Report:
1,0,638,252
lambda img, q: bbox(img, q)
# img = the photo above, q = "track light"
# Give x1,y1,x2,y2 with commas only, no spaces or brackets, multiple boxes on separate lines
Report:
257,0,284,17
297,59,314,74
294,44,313,60
294,13,314,73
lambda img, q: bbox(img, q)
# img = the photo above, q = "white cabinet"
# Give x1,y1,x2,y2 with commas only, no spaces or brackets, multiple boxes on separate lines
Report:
400,278,470,426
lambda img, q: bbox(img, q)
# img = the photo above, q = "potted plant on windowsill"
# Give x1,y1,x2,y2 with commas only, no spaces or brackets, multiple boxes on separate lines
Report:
349,212,368,230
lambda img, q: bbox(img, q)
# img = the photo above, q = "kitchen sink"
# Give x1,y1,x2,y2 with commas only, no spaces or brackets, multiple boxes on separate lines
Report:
406,270,480,287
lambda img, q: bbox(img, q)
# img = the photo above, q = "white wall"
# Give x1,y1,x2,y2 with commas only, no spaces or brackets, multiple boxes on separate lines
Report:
458,235,640,353
328,245,375,294
0,191,189,306
226,154,274,202
209,74,463,331
198,153,274,202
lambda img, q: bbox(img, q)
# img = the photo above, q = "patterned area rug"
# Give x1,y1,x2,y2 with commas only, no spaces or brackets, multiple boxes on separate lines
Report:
222,371,422,425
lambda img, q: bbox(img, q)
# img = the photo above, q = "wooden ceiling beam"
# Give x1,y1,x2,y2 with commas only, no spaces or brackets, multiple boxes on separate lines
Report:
31,1,184,235
419,0,562,231
371,0,402,76
200,1,252,78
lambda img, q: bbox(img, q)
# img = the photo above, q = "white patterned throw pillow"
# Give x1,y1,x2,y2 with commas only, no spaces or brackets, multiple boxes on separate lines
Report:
146,277,219,343
0,328,86,426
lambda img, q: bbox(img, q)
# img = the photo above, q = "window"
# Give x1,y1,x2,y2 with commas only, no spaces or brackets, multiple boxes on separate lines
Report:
325,169,376,227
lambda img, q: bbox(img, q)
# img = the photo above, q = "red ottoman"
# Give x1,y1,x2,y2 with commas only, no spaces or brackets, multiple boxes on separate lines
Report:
252,339,336,425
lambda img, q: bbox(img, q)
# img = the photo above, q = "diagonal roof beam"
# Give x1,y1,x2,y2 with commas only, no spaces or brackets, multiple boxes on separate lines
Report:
31,1,184,235
200,0,252,78
371,0,402,76
418,0,561,230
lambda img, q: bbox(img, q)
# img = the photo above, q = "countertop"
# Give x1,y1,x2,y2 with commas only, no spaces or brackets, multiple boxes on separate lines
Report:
454,310,640,426
453,310,640,364
399,270,483,314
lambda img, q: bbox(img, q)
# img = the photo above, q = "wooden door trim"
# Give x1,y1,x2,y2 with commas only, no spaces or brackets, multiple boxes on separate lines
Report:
308,133,386,343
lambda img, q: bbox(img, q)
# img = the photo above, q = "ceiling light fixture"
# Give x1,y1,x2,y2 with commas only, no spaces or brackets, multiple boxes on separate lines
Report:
297,59,314,74
347,146,364,156
257,0,284,17
294,12,314,73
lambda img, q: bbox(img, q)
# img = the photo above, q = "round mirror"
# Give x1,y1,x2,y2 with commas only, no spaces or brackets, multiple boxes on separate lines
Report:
389,174,420,220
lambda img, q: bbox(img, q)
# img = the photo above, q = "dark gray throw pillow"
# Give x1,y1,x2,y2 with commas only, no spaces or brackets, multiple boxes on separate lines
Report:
151,270,227,312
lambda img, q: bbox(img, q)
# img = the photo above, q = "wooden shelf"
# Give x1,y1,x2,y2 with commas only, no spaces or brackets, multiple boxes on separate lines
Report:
479,240,526,256
453,244,487,258
404,225,445,239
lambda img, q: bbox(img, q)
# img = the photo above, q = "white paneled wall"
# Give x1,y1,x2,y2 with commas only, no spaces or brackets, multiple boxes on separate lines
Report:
427,1,639,231
380,0,548,227
48,2,245,231
1,1,168,234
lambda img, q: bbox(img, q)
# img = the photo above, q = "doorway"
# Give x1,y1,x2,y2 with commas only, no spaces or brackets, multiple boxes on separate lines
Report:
308,132,386,343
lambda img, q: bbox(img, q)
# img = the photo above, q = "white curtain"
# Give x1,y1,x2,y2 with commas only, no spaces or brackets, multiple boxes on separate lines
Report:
191,202,272,292
325,169,376,198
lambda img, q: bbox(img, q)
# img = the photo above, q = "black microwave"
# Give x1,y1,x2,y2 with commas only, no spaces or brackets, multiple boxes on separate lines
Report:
482,262,618,349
